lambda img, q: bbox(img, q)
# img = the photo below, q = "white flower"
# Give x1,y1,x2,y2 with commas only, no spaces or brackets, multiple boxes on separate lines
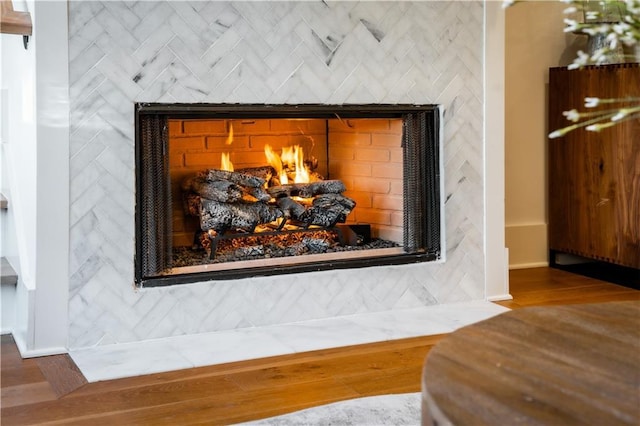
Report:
564,18,580,32
624,15,638,25
519,0,640,138
585,97,600,108
611,109,629,121
626,0,640,14
590,47,609,64
562,109,581,122
585,11,600,21
548,124,578,138
613,23,630,34
569,50,589,69
606,33,619,49
586,122,617,131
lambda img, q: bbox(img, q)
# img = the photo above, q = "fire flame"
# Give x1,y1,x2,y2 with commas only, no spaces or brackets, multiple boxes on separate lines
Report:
264,144,311,184
225,123,234,145
221,123,234,171
264,144,286,183
282,146,310,183
221,152,233,171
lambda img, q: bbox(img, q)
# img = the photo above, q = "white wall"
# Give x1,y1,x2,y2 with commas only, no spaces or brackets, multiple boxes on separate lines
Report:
1,0,38,347
0,0,69,355
504,1,583,268
1,1,37,287
33,0,70,353
484,1,509,300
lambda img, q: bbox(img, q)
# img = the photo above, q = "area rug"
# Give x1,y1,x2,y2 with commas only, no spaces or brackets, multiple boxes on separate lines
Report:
239,392,421,425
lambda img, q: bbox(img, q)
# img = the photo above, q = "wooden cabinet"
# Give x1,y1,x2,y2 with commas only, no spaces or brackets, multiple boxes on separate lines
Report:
548,64,640,269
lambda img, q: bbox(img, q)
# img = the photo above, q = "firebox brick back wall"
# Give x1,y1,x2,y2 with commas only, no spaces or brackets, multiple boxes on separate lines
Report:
169,118,404,248
68,1,485,348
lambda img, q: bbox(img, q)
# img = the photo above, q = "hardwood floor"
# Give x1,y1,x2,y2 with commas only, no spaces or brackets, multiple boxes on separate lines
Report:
2,267,638,425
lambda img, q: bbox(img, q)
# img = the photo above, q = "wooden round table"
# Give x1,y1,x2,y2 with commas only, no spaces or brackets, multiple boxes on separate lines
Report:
421,301,640,425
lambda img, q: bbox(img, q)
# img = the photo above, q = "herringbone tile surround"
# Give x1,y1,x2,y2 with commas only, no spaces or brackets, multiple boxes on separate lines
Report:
67,1,485,349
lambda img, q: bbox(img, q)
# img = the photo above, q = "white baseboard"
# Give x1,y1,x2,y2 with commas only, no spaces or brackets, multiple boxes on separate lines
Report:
509,261,549,270
487,294,513,302
12,332,67,358
1,283,16,335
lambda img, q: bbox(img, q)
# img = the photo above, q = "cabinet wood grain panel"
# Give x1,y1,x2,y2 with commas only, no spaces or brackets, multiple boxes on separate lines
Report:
548,63,640,268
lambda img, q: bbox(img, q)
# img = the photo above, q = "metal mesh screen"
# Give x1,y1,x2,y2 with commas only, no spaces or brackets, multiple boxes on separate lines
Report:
139,115,172,278
134,104,440,286
402,112,441,256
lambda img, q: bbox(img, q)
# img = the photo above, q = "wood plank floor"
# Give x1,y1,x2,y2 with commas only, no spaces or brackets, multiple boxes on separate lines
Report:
2,267,639,425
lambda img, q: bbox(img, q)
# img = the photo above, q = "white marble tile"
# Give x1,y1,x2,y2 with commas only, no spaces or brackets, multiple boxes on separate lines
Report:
131,2,174,44
69,180,107,226
70,68,105,106
68,0,104,37
171,329,294,368
71,338,193,382
94,7,139,53
167,37,210,79
69,113,103,157
268,318,390,354
69,214,100,276
132,48,176,90
422,300,510,329
94,55,142,101
69,19,105,63
101,1,140,35
70,301,508,383
70,43,106,85
167,1,212,39
200,2,241,32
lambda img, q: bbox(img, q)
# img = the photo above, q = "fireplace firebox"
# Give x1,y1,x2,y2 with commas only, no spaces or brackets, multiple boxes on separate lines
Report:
135,104,442,287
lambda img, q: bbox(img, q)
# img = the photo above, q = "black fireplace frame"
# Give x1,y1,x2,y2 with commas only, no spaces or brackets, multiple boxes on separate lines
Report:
135,103,442,287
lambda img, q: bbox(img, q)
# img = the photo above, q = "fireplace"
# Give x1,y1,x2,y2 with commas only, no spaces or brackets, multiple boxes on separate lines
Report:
49,0,497,353
135,104,442,287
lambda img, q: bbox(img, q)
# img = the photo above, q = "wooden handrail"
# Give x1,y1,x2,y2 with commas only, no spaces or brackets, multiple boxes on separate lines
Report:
0,0,32,36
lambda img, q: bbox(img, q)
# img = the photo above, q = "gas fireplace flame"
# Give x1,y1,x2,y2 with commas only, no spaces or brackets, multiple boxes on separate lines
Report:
225,123,234,145
264,144,312,184
221,124,234,171
282,145,310,183
264,144,286,183
221,152,233,171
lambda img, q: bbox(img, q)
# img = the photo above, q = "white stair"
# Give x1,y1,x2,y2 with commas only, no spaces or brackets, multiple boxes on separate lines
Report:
1,191,19,335
1,256,17,286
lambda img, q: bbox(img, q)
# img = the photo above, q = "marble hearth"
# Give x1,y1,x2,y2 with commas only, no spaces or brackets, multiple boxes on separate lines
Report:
67,0,496,353
71,301,509,382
